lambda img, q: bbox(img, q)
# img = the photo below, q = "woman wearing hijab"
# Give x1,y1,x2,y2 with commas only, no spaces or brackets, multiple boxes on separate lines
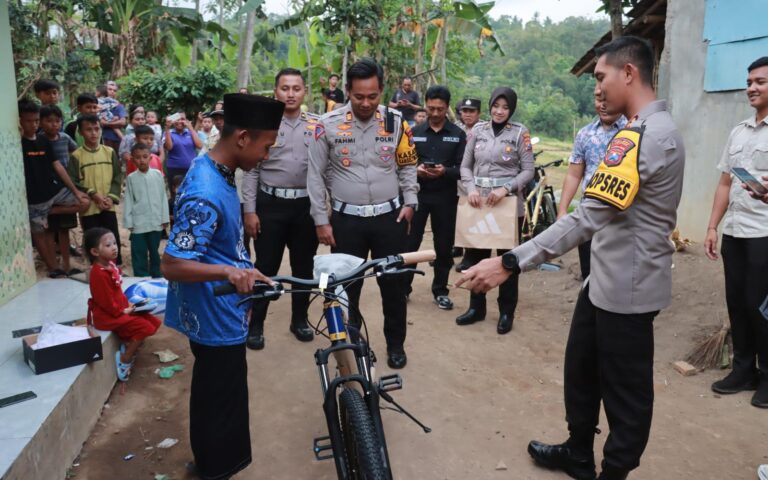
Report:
456,87,534,334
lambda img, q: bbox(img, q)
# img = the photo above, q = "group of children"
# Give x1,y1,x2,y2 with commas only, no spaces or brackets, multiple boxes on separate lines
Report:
20,79,174,380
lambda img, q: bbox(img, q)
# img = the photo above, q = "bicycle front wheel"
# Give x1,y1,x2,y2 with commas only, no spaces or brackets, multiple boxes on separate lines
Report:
339,388,388,480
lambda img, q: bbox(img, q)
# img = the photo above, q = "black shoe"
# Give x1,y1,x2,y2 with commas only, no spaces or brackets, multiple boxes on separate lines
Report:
290,320,314,342
456,307,485,325
246,333,265,350
452,247,464,258
528,440,597,480
597,462,629,480
751,377,768,408
434,295,454,310
387,351,407,369
711,370,759,394
497,313,514,334
455,259,471,272
186,461,201,478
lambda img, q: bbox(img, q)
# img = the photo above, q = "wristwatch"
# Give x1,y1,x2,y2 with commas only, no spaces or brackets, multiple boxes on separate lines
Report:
405,203,418,212
500,251,521,274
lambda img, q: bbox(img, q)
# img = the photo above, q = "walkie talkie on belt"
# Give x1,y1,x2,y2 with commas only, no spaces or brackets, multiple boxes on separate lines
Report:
385,106,395,134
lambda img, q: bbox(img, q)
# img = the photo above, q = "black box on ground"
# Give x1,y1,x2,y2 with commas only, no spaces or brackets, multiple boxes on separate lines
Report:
21,320,104,375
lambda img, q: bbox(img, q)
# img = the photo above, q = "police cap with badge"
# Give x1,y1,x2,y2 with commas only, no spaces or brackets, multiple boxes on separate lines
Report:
458,97,482,111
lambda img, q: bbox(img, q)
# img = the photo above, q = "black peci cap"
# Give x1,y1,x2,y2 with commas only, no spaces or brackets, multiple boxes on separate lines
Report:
205,109,224,118
223,93,284,130
459,98,482,111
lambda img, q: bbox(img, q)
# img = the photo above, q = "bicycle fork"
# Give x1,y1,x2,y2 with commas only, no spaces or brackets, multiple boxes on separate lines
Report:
312,301,394,479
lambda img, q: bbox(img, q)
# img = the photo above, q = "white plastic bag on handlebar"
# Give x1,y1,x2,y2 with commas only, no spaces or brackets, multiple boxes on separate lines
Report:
313,253,365,318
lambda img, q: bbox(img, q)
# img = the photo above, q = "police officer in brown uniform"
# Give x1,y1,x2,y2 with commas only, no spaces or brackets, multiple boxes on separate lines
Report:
457,97,482,135
308,59,419,369
456,87,534,335
242,68,319,350
458,37,686,480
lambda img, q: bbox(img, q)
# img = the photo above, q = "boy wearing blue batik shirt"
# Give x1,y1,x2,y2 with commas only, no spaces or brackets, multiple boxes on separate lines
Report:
161,93,285,480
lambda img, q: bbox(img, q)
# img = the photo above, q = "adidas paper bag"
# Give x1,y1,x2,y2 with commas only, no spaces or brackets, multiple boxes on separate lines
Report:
454,196,518,250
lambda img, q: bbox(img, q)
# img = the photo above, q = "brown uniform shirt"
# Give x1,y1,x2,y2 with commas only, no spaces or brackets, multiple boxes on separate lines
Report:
241,112,318,213
307,104,419,225
460,120,535,215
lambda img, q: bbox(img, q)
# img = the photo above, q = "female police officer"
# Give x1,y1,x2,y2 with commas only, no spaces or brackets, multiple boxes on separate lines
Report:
456,87,534,334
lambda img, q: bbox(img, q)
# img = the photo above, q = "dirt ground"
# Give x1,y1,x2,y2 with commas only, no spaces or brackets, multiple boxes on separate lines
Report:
65,232,768,480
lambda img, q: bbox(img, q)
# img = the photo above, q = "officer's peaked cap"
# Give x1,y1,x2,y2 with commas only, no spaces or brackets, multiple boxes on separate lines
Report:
459,98,482,111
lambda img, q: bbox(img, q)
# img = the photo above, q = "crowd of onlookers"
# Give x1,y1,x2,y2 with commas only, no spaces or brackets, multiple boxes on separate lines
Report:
18,79,225,279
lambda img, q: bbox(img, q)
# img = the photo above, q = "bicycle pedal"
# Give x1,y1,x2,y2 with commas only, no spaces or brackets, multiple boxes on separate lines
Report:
312,436,334,461
378,373,403,392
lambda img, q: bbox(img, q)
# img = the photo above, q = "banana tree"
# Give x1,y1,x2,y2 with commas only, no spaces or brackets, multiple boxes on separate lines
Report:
78,0,233,78
269,0,387,87
422,0,503,85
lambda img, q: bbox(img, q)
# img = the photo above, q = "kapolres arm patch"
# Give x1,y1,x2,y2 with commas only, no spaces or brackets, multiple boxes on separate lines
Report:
584,127,643,210
396,120,418,167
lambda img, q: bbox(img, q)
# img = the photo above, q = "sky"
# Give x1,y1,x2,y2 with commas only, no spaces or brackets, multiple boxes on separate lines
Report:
191,0,607,23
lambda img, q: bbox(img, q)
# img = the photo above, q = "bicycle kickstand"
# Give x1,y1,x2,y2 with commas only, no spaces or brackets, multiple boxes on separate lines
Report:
378,390,432,434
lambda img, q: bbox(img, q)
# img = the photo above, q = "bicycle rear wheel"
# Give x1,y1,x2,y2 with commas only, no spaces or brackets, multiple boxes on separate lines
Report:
533,194,557,237
339,388,388,480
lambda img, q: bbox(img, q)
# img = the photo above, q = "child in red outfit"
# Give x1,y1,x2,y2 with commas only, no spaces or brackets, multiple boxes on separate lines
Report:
85,227,160,381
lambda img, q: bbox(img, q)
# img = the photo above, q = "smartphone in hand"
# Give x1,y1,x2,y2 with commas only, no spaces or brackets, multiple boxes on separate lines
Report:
732,167,768,196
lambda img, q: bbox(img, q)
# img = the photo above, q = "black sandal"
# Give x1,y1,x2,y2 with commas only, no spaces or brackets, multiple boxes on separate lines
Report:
48,269,67,279
67,268,84,276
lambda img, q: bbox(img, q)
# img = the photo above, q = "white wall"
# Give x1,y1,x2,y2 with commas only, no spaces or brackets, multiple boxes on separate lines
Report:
658,0,752,241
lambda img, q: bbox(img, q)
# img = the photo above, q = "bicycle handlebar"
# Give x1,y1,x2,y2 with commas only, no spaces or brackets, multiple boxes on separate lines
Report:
212,250,436,297
538,159,563,169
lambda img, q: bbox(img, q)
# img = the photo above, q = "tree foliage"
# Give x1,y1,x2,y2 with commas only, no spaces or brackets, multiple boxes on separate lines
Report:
118,65,233,116
11,0,610,139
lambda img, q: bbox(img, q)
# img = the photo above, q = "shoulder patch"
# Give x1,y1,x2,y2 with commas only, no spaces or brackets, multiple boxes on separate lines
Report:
396,121,418,167
313,123,325,140
522,131,532,152
584,128,642,211
604,137,635,166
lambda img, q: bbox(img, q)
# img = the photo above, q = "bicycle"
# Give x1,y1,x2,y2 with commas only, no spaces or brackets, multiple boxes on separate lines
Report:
522,152,563,242
214,250,436,480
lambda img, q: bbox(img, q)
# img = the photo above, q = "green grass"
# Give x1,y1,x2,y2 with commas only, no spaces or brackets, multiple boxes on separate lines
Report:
531,135,573,201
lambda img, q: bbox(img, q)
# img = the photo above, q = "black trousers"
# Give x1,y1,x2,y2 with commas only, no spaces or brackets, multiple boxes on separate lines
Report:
405,190,458,297
189,341,251,480
578,240,592,280
331,209,408,352
722,234,768,375
81,210,122,265
564,285,657,471
464,248,519,313
249,192,318,333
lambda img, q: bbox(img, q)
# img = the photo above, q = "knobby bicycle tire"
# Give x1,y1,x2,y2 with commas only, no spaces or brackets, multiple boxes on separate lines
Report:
339,388,388,480
542,193,557,225
523,192,557,238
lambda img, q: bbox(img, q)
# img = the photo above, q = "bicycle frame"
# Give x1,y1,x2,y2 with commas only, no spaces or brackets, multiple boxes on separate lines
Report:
215,251,434,480
522,159,563,240
523,166,550,237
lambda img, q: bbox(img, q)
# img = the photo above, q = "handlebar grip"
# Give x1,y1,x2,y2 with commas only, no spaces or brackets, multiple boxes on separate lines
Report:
399,250,436,265
213,283,238,296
